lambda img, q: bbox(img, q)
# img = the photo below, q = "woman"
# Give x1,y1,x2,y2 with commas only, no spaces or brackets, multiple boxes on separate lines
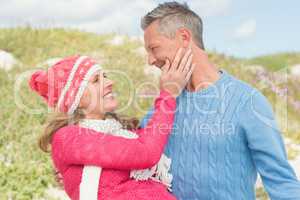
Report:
29,48,194,200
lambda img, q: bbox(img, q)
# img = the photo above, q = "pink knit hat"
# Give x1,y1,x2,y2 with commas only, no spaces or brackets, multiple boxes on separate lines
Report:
29,55,102,114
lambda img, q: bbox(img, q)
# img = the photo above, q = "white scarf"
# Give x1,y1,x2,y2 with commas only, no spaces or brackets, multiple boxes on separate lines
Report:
78,118,173,200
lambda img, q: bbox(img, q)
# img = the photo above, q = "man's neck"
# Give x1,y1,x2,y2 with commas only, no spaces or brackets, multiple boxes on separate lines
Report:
186,48,220,92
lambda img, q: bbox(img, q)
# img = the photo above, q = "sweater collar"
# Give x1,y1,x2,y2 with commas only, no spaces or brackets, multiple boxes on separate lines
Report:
181,69,231,98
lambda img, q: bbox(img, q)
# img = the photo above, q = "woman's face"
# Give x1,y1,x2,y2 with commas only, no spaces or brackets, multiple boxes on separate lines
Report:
79,70,118,119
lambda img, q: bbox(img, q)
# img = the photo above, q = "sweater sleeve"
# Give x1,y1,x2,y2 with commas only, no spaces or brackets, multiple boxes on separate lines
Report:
52,90,176,170
239,89,300,200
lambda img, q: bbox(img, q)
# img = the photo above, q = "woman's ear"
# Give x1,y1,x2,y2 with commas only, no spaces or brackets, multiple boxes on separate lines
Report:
78,98,83,108
77,103,87,116
78,97,86,111
78,87,90,111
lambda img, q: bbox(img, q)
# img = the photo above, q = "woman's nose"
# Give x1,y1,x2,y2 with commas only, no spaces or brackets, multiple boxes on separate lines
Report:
104,78,113,88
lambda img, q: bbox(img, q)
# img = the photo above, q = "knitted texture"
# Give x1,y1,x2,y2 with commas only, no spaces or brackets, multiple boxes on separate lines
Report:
51,90,177,200
141,70,300,200
78,117,173,200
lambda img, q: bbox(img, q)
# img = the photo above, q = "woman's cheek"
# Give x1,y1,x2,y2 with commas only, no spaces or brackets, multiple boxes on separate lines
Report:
80,89,90,108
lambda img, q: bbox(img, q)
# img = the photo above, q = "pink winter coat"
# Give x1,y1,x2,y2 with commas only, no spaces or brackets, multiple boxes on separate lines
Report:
51,90,177,200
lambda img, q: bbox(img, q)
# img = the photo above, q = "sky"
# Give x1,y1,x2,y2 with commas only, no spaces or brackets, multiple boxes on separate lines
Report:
0,0,299,58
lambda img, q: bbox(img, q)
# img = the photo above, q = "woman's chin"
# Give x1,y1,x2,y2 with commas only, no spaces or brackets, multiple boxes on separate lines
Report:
104,100,118,113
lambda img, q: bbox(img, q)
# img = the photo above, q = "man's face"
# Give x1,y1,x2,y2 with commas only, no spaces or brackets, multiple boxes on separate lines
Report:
144,21,181,68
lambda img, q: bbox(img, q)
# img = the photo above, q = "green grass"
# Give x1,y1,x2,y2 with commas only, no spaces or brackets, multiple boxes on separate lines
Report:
0,27,154,200
246,52,300,71
0,27,299,200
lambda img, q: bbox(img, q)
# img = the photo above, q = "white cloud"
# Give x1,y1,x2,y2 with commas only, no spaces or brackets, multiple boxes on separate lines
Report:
0,0,231,34
77,0,157,34
0,0,156,35
188,0,231,17
234,19,257,39
1,0,112,24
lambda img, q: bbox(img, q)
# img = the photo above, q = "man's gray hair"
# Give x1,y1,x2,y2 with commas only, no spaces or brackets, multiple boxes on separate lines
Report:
141,1,205,50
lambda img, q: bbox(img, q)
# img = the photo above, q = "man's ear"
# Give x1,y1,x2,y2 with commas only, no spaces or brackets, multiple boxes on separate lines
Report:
177,28,192,48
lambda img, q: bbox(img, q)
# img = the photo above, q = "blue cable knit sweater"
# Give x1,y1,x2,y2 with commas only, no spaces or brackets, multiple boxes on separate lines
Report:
140,70,300,200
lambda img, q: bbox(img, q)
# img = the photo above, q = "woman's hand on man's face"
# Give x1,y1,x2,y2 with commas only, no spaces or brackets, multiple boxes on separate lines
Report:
160,47,195,98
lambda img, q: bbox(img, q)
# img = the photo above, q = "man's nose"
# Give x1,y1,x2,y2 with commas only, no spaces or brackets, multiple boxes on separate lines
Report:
147,54,156,66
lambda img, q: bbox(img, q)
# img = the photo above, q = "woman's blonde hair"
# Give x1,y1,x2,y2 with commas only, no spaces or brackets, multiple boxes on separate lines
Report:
39,110,140,152
39,109,140,186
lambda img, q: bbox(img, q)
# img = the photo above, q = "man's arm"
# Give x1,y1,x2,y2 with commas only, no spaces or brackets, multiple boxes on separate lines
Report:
239,89,300,199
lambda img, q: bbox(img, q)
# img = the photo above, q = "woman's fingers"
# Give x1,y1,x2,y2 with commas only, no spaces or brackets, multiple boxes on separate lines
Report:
182,53,193,74
178,48,192,72
185,63,196,83
170,48,183,71
159,46,196,97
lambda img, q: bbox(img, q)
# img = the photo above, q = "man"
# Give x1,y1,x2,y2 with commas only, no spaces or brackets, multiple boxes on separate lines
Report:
139,2,300,199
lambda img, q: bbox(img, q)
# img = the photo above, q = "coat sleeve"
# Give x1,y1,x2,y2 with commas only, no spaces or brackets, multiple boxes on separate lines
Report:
239,89,300,199
51,90,176,170
139,107,154,128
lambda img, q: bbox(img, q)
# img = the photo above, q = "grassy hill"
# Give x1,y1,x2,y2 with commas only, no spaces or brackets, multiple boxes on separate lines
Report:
0,27,299,200
246,52,300,71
